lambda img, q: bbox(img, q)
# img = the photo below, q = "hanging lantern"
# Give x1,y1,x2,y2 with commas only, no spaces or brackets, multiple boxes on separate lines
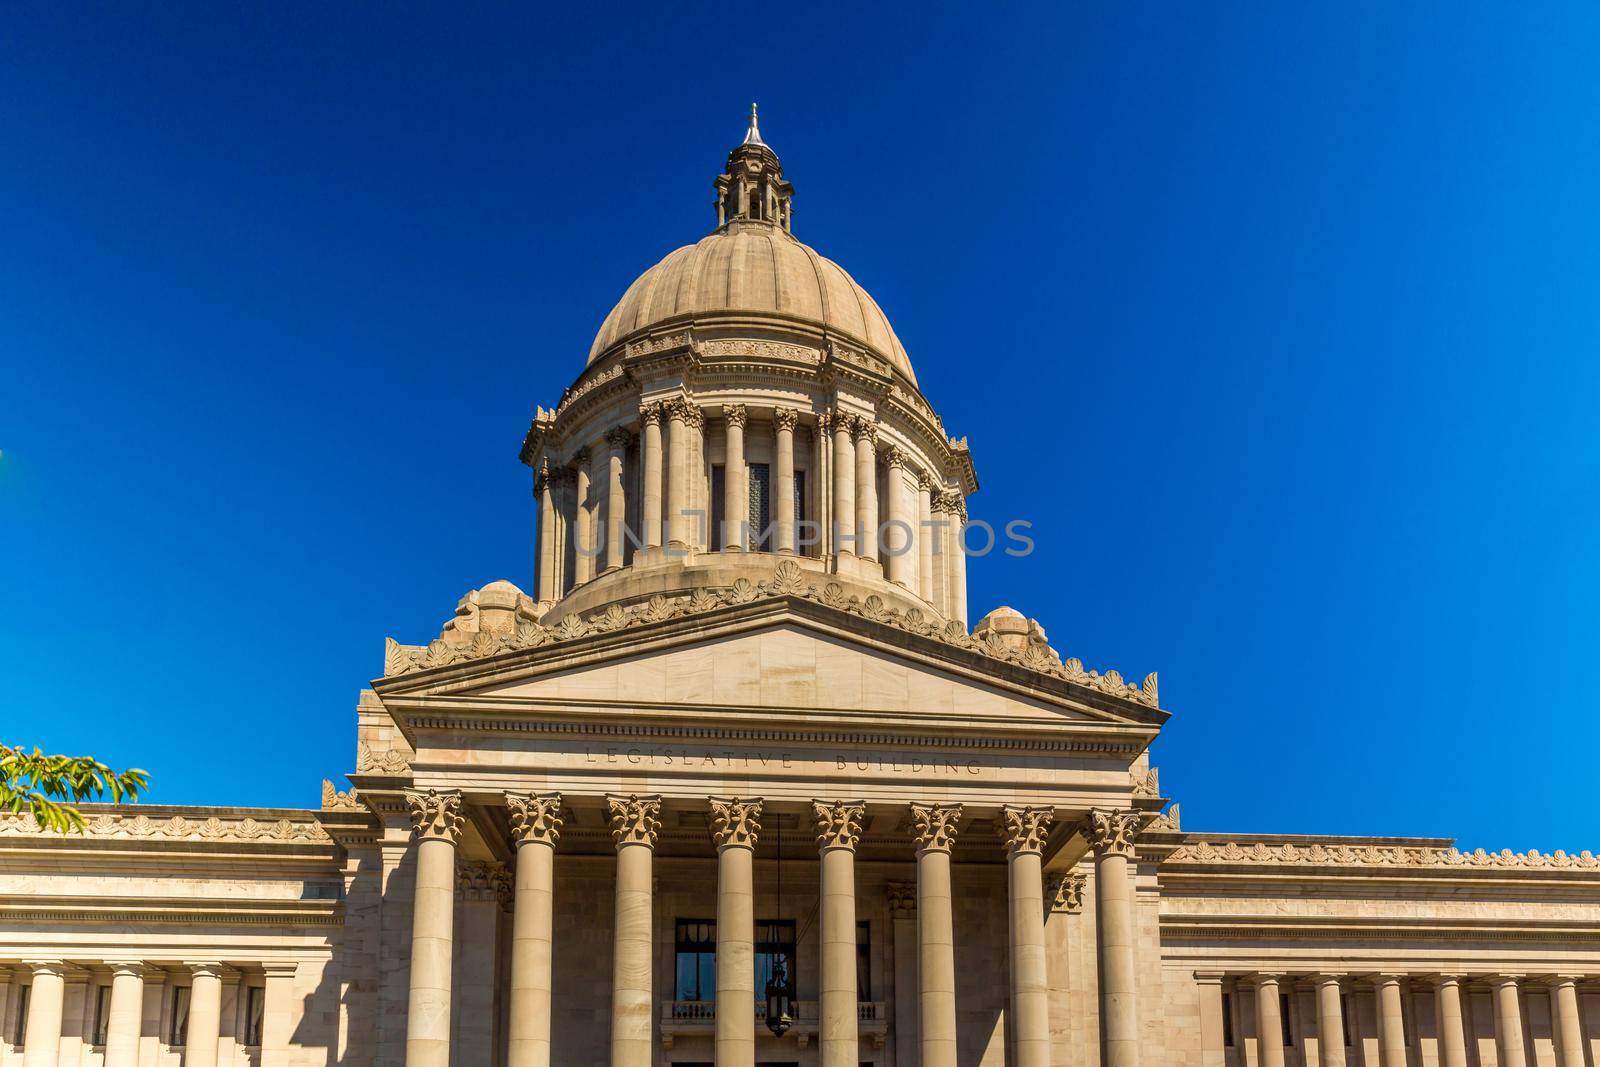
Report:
764,954,792,1037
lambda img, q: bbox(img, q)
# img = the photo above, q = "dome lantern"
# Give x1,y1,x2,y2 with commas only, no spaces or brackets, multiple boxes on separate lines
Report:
714,103,794,232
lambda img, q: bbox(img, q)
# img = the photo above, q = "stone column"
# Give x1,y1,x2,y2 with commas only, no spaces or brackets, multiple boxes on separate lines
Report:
831,412,856,557
607,794,661,1067
22,961,66,1067
183,964,224,1067
887,883,919,1067
641,403,664,549
1195,972,1227,1067
711,797,762,1065
1550,977,1585,1067
916,473,935,603
884,448,916,589
1373,975,1406,1067
536,465,557,602
1491,977,1528,1067
723,405,748,551
1252,974,1286,1067
946,494,968,627
404,789,465,1067
604,427,630,571
1432,975,1467,1067
505,793,563,1067
813,800,865,1067
1315,975,1348,1067
259,963,296,1067
911,803,963,1067
998,805,1053,1067
666,400,690,549
573,449,594,585
853,417,879,562
102,963,144,1067
1089,808,1143,1067
774,408,797,553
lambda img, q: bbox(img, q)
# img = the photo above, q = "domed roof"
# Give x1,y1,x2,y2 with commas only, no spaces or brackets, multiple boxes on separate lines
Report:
586,226,915,384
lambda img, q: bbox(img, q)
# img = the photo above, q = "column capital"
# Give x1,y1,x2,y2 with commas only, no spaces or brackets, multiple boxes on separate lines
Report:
1543,975,1583,987
816,409,833,433
851,415,879,442
1315,973,1348,988
1490,975,1525,986
709,796,762,850
909,802,963,853
184,962,228,979
886,881,916,915
406,789,465,844
104,961,148,978
723,403,748,428
1251,972,1287,985
1193,970,1227,986
572,446,591,466
812,799,865,851
506,791,564,846
605,425,633,449
917,470,936,492
23,959,67,978
1046,871,1087,913
639,401,666,426
260,962,299,978
884,445,909,470
998,804,1054,856
1087,807,1142,858
606,793,662,848
773,406,798,431
457,860,512,907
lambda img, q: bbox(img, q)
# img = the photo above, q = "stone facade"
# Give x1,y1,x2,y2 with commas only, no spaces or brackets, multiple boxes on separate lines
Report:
2,110,1596,1067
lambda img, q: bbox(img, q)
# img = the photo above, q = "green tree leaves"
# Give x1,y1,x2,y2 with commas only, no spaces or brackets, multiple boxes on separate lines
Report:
0,745,149,833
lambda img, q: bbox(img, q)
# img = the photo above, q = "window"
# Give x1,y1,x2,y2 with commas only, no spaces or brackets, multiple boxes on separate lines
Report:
675,919,716,1001
244,986,265,1046
13,984,30,1046
1222,992,1235,1047
856,921,871,999
1280,993,1293,1047
92,985,112,1045
710,465,726,550
754,919,796,1003
1340,994,1352,1047
794,470,809,553
168,985,191,1046
748,463,771,550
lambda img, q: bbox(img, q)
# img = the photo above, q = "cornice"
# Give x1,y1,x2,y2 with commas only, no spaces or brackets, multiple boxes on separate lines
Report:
380,560,1161,715
1165,839,1600,878
1160,913,1600,943
0,895,342,928
0,810,331,846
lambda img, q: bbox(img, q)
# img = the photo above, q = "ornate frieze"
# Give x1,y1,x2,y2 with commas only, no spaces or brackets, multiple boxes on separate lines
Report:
1047,872,1087,914
910,802,964,853
1166,839,1600,870
506,791,563,846
709,796,763,849
886,881,917,914
606,793,662,848
813,799,865,850
999,805,1054,856
0,811,331,843
1088,808,1142,858
356,741,410,775
406,789,465,844
624,330,693,359
382,561,1160,709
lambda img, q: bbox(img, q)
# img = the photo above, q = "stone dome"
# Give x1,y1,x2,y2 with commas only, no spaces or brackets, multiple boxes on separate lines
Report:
587,224,915,384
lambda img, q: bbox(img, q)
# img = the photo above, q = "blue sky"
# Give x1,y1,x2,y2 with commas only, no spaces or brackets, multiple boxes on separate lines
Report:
3,5,1597,849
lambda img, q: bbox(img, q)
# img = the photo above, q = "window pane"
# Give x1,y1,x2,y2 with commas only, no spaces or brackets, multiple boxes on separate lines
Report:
245,986,265,1045
749,463,771,550
93,986,111,1045
676,954,700,1000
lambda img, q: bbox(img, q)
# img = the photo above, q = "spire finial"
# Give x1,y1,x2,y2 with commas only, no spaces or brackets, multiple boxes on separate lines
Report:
742,102,766,147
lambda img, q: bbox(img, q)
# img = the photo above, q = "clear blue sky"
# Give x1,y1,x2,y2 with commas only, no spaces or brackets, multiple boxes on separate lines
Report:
3,5,1596,849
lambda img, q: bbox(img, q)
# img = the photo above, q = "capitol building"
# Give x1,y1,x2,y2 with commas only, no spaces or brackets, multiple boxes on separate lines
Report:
2,113,1597,1067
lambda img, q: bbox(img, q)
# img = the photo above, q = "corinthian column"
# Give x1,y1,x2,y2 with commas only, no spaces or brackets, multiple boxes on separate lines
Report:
774,408,797,553
854,417,879,562
813,800,865,1067
1492,977,1528,1067
999,805,1054,1067
640,403,664,549
1550,977,1586,1067
604,427,630,571
404,789,464,1067
916,472,935,602
21,961,65,1067
1252,974,1285,1067
573,448,594,585
831,413,856,557
185,964,224,1067
666,400,690,549
536,464,556,601
723,405,748,551
607,794,661,1067
911,802,963,1067
1089,808,1143,1067
1373,975,1406,1067
506,792,563,1067
102,963,145,1067
710,797,763,1065
1433,975,1468,1067
884,448,916,589
946,494,968,627
1315,975,1348,1067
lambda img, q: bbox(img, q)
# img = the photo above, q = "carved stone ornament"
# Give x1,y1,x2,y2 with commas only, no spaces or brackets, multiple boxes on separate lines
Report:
572,446,591,466
606,793,662,848
999,805,1055,856
1088,808,1142,858
1146,804,1181,833
724,403,749,429
1047,872,1087,914
910,802,964,853
886,881,917,914
406,790,465,844
457,860,511,906
884,445,908,470
382,559,1160,710
816,410,833,433
356,741,410,775
639,401,665,426
709,796,763,849
1131,766,1161,798
605,425,632,449
1164,840,1600,870
851,414,879,441
813,799,866,851
506,791,563,846
917,471,936,492
773,407,798,431
321,779,360,810
0,811,330,844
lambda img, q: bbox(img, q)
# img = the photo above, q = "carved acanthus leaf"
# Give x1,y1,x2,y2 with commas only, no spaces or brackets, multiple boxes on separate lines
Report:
321,779,360,811
1047,872,1087,913
606,793,662,848
1088,808,1142,858
909,802,964,853
709,797,763,849
506,791,563,846
998,805,1054,856
406,789,465,844
886,881,917,914
813,799,866,851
